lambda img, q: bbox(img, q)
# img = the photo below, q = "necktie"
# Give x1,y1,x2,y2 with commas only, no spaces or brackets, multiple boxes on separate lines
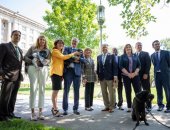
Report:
115,56,118,63
15,46,20,60
156,52,160,71
102,54,106,65
156,52,159,61
136,52,139,56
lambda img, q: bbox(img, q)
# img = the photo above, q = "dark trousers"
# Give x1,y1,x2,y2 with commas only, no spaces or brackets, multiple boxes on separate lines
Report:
117,77,123,107
155,72,170,109
139,75,151,108
0,80,20,117
85,82,94,108
122,75,141,108
63,68,81,111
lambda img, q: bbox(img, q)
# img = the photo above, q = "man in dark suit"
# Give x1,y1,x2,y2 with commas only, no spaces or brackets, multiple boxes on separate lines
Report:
0,30,23,121
135,42,152,111
112,48,124,110
151,40,170,113
97,44,118,113
62,38,85,115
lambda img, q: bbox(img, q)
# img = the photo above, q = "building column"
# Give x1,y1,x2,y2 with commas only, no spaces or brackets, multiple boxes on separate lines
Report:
0,17,2,43
7,21,12,41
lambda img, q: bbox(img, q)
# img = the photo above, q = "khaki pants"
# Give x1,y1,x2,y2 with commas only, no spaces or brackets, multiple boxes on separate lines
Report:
100,80,116,109
28,66,49,108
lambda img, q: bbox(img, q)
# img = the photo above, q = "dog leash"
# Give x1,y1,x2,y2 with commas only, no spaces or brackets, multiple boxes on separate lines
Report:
147,105,170,129
132,105,170,130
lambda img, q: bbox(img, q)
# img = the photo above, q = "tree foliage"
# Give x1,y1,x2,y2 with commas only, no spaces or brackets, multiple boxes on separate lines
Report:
108,0,170,39
43,0,100,50
160,38,170,50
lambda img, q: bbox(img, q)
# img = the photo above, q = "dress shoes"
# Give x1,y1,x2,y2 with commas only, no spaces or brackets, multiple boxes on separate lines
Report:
9,113,21,119
73,110,80,115
0,116,10,121
118,106,124,110
101,108,109,111
63,111,68,115
157,106,164,111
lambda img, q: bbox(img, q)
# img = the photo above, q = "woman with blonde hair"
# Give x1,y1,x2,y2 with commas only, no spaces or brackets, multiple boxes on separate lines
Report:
50,39,80,116
82,48,96,111
24,35,51,121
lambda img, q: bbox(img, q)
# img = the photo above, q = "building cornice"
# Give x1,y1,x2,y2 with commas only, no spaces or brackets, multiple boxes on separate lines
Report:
0,4,46,30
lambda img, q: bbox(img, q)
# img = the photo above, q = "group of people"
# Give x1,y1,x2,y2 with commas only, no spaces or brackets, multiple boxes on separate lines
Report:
0,30,170,122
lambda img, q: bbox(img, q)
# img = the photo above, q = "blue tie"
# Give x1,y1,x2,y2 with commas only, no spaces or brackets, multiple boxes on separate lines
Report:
156,52,160,71
15,46,20,60
102,54,106,65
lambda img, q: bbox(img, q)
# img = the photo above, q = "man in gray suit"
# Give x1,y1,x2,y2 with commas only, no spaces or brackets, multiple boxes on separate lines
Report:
0,30,23,121
151,40,170,113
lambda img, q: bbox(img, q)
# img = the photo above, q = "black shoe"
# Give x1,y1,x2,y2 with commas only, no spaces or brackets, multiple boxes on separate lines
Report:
118,106,124,110
157,106,164,111
146,107,151,112
9,113,21,119
63,111,68,115
73,110,80,115
0,116,10,121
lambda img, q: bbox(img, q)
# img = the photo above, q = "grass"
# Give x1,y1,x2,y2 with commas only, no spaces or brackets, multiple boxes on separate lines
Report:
0,119,64,130
18,82,166,104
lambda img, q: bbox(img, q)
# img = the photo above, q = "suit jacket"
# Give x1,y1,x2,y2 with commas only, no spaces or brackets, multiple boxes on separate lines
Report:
137,51,151,77
63,46,85,76
82,57,96,82
0,42,23,81
151,50,170,79
119,53,141,74
97,53,118,81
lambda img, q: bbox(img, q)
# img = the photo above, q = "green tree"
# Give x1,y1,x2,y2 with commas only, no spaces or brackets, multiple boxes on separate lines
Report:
108,0,170,39
43,0,100,50
160,38,170,50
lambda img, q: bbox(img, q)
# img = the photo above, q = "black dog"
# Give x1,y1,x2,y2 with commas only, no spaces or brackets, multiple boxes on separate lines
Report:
132,90,154,126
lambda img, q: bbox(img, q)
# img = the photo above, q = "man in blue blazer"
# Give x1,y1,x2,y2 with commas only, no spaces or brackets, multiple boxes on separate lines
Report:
97,44,118,113
151,40,170,113
135,42,152,111
62,38,85,115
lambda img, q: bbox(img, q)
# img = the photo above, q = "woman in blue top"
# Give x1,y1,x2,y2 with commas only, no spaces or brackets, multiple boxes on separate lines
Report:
119,44,141,112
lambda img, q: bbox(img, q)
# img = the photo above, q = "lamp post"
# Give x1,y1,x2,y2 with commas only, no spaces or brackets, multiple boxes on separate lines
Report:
97,0,105,53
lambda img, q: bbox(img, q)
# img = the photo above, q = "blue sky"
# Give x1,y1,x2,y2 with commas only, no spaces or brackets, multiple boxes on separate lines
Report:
0,0,50,24
1,0,170,53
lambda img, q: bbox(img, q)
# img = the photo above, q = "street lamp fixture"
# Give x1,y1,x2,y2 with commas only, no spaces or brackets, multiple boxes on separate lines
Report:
97,2,105,53
97,5,105,25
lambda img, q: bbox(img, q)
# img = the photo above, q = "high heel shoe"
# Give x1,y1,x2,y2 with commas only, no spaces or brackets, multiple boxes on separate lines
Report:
51,108,59,116
51,108,63,117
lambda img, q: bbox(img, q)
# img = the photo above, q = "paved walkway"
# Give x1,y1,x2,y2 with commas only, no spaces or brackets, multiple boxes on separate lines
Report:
15,95,170,130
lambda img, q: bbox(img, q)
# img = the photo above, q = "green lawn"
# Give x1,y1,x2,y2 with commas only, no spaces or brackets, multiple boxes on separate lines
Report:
19,83,166,104
0,119,64,130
